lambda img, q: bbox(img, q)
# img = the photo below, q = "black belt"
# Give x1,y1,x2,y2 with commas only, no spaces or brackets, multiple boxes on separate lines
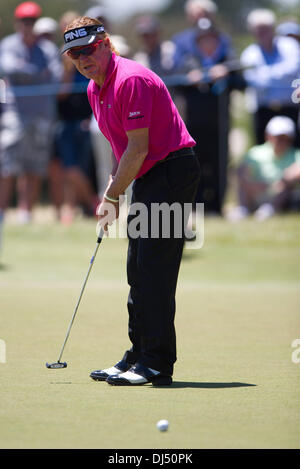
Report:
158,147,195,164
138,147,195,180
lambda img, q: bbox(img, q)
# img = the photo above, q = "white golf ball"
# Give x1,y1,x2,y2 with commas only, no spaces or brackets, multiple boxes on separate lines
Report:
156,419,169,432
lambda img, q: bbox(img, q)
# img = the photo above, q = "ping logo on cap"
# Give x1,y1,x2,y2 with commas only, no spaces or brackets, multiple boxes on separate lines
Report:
65,28,87,42
64,25,105,43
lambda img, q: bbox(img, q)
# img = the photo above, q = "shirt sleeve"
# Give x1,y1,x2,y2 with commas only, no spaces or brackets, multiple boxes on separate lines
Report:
0,38,38,77
118,76,153,132
240,45,270,87
242,150,263,182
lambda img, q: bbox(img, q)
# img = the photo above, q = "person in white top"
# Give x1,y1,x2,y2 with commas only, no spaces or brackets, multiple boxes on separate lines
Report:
240,8,300,148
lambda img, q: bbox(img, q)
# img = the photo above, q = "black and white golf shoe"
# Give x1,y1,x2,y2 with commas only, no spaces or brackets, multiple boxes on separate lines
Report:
106,363,172,386
90,359,131,381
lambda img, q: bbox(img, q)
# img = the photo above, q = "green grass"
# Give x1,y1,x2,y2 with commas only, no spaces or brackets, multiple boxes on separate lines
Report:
0,210,300,449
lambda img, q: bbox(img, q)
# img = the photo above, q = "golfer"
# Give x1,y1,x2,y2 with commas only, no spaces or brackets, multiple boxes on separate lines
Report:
62,17,201,386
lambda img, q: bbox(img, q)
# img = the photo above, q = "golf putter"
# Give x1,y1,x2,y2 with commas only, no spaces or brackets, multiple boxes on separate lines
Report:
46,228,105,369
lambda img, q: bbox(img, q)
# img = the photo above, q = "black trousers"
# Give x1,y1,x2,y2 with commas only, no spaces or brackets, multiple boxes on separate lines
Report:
122,150,201,376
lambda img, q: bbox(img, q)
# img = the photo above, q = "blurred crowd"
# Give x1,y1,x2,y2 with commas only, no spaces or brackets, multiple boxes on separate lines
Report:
0,0,300,249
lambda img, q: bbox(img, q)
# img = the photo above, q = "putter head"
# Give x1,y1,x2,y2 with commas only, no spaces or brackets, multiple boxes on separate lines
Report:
46,361,67,369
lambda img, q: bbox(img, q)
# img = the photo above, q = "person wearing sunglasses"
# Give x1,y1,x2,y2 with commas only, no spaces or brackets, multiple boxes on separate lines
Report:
62,17,200,386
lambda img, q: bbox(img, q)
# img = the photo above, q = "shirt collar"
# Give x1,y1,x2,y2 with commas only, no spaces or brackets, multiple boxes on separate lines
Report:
90,52,120,95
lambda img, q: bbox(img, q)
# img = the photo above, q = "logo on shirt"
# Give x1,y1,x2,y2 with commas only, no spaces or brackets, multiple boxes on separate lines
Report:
128,111,144,120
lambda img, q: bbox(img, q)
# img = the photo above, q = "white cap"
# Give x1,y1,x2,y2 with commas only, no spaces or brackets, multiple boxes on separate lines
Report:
33,17,58,35
247,9,276,30
185,0,218,15
265,116,295,138
84,6,107,20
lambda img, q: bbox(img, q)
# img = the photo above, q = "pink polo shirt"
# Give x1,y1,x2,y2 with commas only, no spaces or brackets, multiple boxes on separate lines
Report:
87,53,196,178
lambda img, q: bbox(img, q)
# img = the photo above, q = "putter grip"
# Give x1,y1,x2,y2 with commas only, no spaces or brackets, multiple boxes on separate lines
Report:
97,228,105,243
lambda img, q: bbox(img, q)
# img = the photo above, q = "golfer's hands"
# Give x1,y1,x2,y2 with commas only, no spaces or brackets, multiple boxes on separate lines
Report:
96,198,119,235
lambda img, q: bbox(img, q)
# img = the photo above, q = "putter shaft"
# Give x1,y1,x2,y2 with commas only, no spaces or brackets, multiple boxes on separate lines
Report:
57,229,104,364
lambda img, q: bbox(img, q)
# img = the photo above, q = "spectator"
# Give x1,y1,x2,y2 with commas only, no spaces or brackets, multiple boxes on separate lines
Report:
0,1,62,224
240,9,300,148
276,19,300,155
32,16,64,219
184,0,218,26
172,0,219,62
54,11,99,224
0,77,23,255
171,4,245,214
133,15,175,78
33,16,58,42
226,116,300,222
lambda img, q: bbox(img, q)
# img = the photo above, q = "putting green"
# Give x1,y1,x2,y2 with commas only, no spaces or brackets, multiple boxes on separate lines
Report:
0,211,299,448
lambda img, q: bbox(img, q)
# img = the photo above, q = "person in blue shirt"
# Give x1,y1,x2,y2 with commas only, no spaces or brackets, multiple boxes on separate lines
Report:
240,9,300,148
170,2,245,214
172,0,229,75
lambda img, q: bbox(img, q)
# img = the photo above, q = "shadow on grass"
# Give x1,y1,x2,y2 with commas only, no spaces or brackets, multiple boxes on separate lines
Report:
49,381,257,388
153,381,257,389
50,382,73,385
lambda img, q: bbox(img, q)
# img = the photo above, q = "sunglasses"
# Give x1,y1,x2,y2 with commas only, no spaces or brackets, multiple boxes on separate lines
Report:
67,39,103,60
18,17,37,26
